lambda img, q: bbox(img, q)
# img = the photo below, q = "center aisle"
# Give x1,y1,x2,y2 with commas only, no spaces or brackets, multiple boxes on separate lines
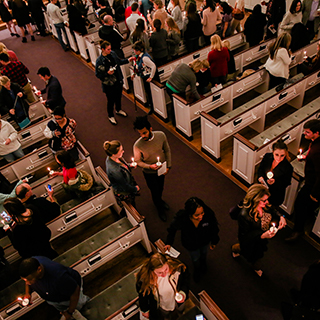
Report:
2,31,319,320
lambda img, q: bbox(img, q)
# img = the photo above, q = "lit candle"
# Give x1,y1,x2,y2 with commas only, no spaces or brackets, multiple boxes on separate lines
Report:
269,223,278,233
175,292,183,303
47,167,54,175
266,171,273,179
297,149,303,159
131,157,137,167
303,50,307,59
18,297,29,307
156,157,162,166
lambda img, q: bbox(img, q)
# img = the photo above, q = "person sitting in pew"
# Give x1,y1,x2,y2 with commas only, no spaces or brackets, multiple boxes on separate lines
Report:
51,150,93,198
16,182,61,224
0,115,25,163
298,40,320,75
257,139,293,207
265,32,292,89
0,76,30,129
136,252,189,319
19,256,89,320
44,106,79,161
37,67,67,113
3,198,58,259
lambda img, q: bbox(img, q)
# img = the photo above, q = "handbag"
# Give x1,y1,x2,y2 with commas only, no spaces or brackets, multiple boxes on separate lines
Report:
102,74,117,86
232,9,244,20
12,95,31,130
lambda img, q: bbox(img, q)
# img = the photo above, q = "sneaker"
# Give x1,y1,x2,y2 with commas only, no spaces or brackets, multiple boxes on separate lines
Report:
109,117,117,125
22,37,27,43
116,110,127,117
31,35,35,41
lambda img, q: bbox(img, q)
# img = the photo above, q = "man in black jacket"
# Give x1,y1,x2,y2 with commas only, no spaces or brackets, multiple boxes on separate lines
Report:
16,182,61,223
37,67,66,112
286,119,320,241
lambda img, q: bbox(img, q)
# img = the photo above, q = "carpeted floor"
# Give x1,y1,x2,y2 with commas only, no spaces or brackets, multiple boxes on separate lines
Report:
1,30,320,320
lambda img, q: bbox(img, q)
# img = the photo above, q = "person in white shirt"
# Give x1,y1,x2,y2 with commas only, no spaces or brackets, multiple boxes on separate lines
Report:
265,32,292,89
126,2,147,32
47,0,71,51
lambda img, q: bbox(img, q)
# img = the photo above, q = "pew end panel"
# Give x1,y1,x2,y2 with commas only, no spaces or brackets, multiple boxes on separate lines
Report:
132,74,147,104
74,31,89,61
150,81,169,121
198,291,229,320
280,171,301,214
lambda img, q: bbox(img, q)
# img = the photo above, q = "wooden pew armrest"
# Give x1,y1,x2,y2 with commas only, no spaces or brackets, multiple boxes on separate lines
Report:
172,93,188,105
200,112,220,125
152,79,165,88
234,133,258,151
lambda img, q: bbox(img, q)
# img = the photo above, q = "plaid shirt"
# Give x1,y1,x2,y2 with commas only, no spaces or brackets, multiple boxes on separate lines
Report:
1,61,29,87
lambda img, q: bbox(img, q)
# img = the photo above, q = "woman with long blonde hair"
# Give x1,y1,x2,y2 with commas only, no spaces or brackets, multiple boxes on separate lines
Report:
207,34,230,85
136,253,189,319
231,184,286,277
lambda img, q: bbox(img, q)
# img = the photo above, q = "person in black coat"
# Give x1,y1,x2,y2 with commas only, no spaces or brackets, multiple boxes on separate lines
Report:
67,0,88,36
263,0,286,39
0,76,30,125
290,22,309,52
257,139,293,207
37,67,66,112
27,0,47,36
3,198,58,259
136,253,189,320
165,197,219,281
244,4,267,46
232,184,286,276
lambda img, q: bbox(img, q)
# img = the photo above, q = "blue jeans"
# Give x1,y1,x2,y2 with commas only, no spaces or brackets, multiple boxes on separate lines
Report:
47,281,89,312
54,22,70,50
3,146,24,163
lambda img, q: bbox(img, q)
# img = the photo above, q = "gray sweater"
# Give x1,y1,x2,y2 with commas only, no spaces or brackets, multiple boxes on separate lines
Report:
133,131,171,174
167,63,201,100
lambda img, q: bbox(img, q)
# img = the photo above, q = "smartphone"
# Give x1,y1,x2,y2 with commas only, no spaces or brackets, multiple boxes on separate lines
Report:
196,315,204,320
1,211,12,223
47,184,52,191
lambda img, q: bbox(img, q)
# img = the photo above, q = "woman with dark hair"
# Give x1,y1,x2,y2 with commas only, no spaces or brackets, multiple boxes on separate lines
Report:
183,2,203,53
219,1,233,39
130,18,150,51
201,0,222,45
165,197,219,281
278,0,302,35
43,106,79,160
298,40,320,75
231,184,286,276
3,198,57,259
149,18,168,67
290,22,309,52
265,32,292,89
104,140,139,206
51,150,93,196
136,253,189,319
244,4,267,46
257,139,293,207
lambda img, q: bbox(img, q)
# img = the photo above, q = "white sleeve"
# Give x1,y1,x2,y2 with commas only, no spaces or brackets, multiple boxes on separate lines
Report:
44,125,54,139
142,56,157,79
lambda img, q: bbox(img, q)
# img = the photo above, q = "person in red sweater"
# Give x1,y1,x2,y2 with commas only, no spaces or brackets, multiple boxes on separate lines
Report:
207,34,230,85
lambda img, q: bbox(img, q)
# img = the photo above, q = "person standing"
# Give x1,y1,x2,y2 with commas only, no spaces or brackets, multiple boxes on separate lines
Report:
126,2,147,32
285,120,320,241
302,0,320,40
201,0,221,45
149,19,168,67
19,256,89,320
95,41,134,125
0,0,19,37
28,0,47,37
229,0,245,35
133,116,171,221
37,67,66,112
278,0,302,35
165,197,219,282
47,0,71,51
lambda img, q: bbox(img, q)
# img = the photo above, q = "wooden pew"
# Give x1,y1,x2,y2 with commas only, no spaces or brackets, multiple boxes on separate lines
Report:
200,73,305,162
232,96,320,186
0,200,152,320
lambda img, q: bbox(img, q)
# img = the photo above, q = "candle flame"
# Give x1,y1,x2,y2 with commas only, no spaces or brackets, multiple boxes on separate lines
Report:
131,157,134,162
17,297,23,301
272,223,275,227
47,167,50,171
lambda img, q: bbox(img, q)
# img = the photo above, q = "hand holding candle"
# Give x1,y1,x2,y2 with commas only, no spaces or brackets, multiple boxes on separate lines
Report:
269,223,278,234
131,157,137,168
303,51,307,59
297,148,304,160
17,297,29,307
47,167,54,175
266,171,273,179
156,156,162,167
175,292,184,303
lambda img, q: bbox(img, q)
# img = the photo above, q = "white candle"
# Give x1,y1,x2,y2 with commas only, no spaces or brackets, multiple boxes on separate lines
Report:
269,223,278,233
131,157,137,167
266,171,273,179
156,157,162,166
47,167,54,175
18,297,29,306
304,51,307,58
297,149,303,159
175,292,183,302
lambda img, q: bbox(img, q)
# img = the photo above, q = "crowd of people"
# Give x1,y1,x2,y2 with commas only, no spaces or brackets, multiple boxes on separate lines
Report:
1,0,320,319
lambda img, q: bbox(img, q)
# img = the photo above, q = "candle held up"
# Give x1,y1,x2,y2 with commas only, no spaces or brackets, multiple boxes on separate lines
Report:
297,149,304,160
156,157,162,166
269,223,278,234
266,171,273,179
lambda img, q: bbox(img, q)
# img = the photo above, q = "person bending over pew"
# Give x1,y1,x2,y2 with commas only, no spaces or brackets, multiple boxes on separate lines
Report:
44,106,79,161
51,150,93,198
0,115,25,163
231,184,286,277
16,182,61,223
165,197,219,282
136,253,189,319
265,32,292,89
3,198,58,259
257,139,293,208
104,140,140,206
19,256,89,320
